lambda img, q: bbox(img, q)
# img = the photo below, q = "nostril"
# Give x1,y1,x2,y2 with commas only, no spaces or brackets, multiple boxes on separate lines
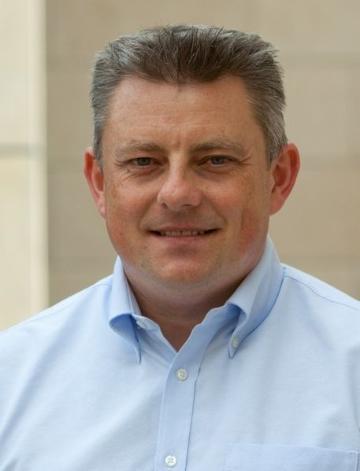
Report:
157,182,202,210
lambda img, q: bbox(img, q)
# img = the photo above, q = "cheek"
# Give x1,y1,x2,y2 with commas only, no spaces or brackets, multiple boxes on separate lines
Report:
105,181,129,214
103,185,127,234
105,181,151,230
225,187,269,236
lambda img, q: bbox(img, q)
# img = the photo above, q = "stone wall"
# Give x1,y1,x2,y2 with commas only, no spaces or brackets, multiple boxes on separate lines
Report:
0,0,47,329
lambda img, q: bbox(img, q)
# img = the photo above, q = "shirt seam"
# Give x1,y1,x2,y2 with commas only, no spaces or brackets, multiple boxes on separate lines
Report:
1,281,112,334
283,272,360,313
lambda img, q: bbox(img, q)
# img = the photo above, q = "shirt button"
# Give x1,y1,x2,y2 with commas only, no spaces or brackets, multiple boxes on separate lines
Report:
231,336,240,349
176,368,188,381
136,320,147,329
164,455,177,467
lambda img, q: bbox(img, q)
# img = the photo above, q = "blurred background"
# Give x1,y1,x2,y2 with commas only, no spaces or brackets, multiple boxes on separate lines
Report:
1,0,359,329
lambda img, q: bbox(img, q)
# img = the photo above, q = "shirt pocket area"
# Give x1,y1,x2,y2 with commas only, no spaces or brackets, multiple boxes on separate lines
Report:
224,443,359,471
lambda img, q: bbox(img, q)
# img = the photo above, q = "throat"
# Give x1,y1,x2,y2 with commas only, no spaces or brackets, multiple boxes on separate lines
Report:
159,321,196,351
124,267,242,350
142,302,208,350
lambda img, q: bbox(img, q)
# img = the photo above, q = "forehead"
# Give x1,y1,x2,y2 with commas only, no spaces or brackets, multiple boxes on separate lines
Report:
107,75,252,116
103,75,265,153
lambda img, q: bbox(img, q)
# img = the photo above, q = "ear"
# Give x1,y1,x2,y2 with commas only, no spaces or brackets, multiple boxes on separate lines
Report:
269,143,300,215
83,147,106,218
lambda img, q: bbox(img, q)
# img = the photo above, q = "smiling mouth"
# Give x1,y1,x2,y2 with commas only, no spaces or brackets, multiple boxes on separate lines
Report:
151,229,217,237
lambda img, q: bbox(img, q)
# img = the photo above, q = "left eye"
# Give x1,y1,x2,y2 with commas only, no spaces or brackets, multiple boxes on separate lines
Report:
208,156,229,165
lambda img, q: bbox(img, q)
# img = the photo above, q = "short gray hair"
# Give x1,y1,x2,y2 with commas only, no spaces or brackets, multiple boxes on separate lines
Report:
91,24,287,163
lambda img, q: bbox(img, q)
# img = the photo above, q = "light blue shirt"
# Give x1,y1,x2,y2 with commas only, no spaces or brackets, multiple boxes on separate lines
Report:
1,239,360,470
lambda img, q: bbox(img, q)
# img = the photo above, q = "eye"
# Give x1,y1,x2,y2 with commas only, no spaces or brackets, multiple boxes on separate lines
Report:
205,155,233,166
115,155,161,175
132,157,154,166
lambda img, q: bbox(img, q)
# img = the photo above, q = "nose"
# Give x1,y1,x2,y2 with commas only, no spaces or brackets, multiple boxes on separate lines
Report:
157,168,202,212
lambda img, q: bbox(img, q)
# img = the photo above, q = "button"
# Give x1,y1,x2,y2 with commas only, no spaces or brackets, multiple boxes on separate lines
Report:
136,320,147,329
176,368,188,381
164,455,177,467
231,336,240,349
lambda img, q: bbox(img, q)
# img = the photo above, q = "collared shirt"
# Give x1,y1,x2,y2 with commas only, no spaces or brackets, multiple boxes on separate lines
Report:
1,238,360,470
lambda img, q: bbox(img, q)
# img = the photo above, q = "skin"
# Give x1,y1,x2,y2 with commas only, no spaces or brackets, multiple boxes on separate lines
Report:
84,75,300,350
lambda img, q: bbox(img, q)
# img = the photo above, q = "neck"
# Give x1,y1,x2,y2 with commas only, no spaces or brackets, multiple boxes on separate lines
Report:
126,276,240,350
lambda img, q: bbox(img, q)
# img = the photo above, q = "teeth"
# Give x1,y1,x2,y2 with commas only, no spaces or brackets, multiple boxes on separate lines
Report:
159,230,206,237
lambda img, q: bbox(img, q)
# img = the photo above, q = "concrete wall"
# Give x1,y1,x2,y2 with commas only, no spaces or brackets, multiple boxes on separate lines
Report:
2,0,359,328
0,0,47,329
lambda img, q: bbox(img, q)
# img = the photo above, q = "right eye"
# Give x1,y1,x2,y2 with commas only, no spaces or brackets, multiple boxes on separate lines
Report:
131,157,154,166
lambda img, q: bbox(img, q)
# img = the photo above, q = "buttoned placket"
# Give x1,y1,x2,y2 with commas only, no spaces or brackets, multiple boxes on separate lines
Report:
152,306,240,471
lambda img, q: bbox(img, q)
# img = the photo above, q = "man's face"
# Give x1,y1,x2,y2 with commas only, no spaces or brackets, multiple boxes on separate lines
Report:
85,76,295,295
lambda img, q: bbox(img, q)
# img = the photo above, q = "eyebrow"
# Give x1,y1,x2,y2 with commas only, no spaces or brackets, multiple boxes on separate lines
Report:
114,138,247,158
189,139,247,157
115,142,163,158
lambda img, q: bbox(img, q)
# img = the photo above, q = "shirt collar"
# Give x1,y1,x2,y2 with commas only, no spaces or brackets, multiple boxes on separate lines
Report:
108,236,284,361
226,237,284,357
108,259,142,362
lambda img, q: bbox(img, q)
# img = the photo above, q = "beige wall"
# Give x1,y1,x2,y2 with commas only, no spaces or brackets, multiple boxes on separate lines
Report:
0,0,47,329
1,0,359,328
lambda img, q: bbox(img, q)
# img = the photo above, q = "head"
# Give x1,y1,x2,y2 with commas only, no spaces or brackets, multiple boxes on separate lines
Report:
84,25,300,309
91,24,287,165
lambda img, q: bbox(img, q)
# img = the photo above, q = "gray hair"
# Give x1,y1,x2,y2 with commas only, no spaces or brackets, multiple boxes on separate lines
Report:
91,24,287,163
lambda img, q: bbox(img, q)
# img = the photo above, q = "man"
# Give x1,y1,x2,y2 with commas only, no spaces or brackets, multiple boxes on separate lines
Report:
1,25,359,470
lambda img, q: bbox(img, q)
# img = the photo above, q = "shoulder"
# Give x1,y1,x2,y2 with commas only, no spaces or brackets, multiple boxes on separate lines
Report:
0,275,116,406
282,265,360,311
279,265,360,334
270,265,360,355
0,275,113,350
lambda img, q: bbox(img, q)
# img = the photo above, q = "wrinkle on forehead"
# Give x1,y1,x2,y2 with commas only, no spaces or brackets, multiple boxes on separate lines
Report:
109,75,251,112
104,75,266,159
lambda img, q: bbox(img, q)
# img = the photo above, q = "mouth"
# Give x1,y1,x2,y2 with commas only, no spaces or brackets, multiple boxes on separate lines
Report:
150,229,218,237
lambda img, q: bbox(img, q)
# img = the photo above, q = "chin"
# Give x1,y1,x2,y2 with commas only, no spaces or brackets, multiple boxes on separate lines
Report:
150,264,214,287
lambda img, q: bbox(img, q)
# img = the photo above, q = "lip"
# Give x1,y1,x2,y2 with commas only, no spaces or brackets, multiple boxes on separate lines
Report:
149,227,218,237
